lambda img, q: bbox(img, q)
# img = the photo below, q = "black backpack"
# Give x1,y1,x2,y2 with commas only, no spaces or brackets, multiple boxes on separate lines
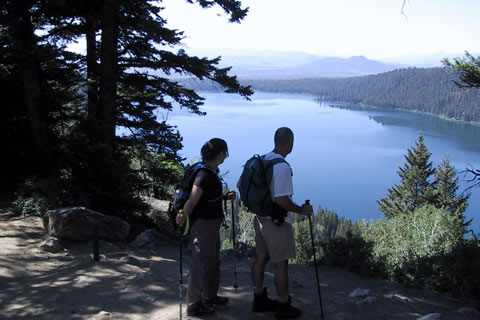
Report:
170,162,223,230
172,162,208,214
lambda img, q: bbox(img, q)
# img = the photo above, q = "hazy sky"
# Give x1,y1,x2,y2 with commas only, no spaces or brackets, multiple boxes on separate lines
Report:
161,0,480,62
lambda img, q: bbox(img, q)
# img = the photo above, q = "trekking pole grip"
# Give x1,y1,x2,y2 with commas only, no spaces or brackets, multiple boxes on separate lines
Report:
179,210,190,236
305,199,311,218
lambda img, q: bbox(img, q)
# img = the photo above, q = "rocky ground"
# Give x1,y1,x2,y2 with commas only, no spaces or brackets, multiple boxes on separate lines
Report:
1,207,479,320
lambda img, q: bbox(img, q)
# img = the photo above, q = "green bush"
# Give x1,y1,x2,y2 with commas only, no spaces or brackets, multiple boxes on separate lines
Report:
392,239,480,301
13,176,62,216
322,231,382,277
221,238,233,250
359,205,464,277
358,205,478,296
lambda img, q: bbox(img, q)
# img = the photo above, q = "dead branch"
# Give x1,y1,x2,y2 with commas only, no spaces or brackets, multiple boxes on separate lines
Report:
401,0,409,22
461,164,480,192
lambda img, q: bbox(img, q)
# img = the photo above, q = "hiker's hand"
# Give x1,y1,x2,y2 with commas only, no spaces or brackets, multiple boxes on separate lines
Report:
300,203,313,216
226,190,236,200
176,213,187,226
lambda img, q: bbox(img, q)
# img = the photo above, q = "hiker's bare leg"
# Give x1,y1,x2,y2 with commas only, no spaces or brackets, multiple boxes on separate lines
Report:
252,252,269,289
274,260,289,298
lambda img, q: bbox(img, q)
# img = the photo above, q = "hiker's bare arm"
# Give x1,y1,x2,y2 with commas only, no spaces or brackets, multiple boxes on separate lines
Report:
184,184,203,216
176,185,203,226
275,196,313,216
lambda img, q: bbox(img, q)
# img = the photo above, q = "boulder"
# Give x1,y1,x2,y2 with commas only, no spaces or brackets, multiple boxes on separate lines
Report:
129,229,162,249
43,207,129,241
349,288,370,298
39,238,63,253
140,196,177,238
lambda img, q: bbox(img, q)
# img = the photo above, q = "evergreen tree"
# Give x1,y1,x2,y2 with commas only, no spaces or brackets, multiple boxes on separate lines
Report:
443,52,480,189
42,0,252,213
443,52,480,89
294,219,313,265
0,0,83,194
378,136,436,217
1,1,253,216
434,155,470,230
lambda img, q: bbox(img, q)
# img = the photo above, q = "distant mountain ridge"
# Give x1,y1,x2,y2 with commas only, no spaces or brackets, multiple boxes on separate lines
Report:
168,49,477,79
221,54,403,78
185,49,404,78
282,55,403,77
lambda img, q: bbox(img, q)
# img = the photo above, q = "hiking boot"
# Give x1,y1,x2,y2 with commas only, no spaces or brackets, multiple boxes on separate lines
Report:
274,300,301,319
252,288,276,312
187,301,215,317
203,295,229,308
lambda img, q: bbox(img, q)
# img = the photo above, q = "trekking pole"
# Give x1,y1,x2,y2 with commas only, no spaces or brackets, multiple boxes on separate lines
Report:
231,192,239,290
305,200,325,319
93,225,100,262
179,210,184,320
178,209,189,320
179,232,183,320
223,197,229,229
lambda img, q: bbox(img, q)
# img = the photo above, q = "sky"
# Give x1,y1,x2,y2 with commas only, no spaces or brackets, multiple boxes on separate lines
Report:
161,0,480,64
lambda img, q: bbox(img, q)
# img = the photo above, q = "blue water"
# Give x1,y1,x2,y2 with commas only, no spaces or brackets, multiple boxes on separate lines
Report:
167,92,480,233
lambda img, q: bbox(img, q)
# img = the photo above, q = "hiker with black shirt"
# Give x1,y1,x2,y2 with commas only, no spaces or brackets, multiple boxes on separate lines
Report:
250,127,313,319
176,138,235,317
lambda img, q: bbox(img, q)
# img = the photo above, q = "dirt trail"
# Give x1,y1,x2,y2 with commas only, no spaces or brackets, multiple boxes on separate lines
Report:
0,208,478,320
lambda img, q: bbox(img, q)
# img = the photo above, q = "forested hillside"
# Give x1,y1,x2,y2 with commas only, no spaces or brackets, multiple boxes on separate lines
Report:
178,67,480,122
249,68,480,122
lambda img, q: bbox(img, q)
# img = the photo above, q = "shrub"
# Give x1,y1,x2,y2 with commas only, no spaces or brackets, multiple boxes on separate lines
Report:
322,231,382,277
13,176,62,216
221,238,233,250
359,205,471,293
360,205,463,275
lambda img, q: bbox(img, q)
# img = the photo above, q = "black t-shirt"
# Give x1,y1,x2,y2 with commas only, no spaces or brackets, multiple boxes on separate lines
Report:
191,168,223,221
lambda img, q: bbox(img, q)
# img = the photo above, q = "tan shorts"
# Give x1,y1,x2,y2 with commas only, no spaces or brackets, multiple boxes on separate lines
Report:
253,216,296,263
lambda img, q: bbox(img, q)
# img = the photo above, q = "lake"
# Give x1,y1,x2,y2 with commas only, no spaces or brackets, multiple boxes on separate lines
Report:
167,92,480,233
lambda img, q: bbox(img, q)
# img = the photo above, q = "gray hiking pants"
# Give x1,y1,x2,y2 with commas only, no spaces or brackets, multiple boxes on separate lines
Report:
187,217,223,303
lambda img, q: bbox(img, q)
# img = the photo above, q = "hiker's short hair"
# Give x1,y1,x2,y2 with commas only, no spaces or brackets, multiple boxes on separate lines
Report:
274,127,294,147
201,138,228,161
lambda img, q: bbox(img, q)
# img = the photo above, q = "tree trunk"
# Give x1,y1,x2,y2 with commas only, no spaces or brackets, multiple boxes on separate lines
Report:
98,0,119,148
7,0,53,178
85,11,99,120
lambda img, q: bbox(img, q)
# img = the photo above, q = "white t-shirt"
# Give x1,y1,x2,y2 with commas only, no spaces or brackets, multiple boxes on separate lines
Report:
263,152,293,199
264,152,294,223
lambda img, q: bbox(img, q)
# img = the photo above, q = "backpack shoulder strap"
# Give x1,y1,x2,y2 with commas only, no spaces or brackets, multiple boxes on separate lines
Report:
180,162,206,188
271,158,288,166
261,155,289,168
193,164,223,203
